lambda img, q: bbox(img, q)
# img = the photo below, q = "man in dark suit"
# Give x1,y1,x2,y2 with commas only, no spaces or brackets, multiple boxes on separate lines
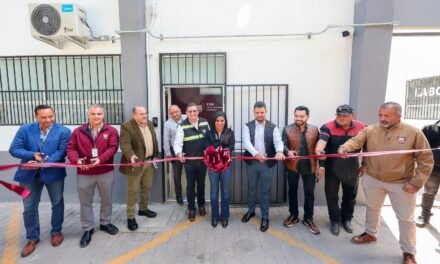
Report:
9,105,71,257
120,106,159,231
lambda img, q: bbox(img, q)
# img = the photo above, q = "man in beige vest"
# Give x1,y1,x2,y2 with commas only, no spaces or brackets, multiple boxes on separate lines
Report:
120,106,159,231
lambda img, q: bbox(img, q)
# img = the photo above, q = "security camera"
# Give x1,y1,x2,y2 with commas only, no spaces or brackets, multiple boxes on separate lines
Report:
342,30,351,37
341,27,354,38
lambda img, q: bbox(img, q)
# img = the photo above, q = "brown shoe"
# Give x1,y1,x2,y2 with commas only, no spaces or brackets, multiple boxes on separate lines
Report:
51,232,64,247
283,215,299,228
302,219,320,235
403,252,417,264
21,240,39,257
351,232,377,244
188,210,196,221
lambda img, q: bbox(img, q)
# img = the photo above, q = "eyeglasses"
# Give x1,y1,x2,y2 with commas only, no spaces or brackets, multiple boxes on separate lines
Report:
187,110,198,113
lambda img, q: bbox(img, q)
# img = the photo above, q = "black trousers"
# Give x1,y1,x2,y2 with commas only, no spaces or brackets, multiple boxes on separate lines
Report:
324,169,359,222
287,171,316,220
184,160,207,211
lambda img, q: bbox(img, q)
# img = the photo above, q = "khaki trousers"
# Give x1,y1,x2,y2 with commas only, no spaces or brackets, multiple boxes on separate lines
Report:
126,164,154,219
363,174,417,255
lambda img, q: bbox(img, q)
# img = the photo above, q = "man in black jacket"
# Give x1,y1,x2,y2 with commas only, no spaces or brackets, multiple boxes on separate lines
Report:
416,120,440,227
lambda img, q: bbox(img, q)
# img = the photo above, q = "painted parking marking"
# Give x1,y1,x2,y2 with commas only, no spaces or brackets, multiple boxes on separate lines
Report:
108,216,203,264
251,218,340,264
1,205,21,264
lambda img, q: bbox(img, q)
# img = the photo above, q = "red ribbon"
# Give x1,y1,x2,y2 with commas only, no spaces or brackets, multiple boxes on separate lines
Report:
203,146,232,173
1,146,438,199
0,180,31,199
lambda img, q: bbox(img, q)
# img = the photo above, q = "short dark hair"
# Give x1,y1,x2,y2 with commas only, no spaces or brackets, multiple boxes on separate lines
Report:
254,101,266,109
34,105,54,115
294,105,309,116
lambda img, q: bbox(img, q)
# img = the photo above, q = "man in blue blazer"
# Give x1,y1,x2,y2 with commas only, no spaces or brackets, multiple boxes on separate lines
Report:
9,105,71,258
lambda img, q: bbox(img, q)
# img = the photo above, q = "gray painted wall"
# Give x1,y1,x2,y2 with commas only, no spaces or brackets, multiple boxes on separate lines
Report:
394,0,440,26
118,0,148,121
350,0,440,123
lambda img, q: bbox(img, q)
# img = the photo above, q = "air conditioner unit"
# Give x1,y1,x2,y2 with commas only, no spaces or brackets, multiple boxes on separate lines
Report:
29,3,92,49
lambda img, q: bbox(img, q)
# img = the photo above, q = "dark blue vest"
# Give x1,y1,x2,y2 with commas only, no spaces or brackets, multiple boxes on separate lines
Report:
244,120,277,168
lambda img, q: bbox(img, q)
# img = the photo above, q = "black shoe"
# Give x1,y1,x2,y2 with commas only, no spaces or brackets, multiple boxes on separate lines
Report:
199,206,206,216
138,209,157,218
221,219,228,228
241,211,255,223
100,223,119,235
342,220,353,233
127,218,138,231
176,196,184,205
416,215,431,228
330,221,340,236
79,229,94,248
211,219,218,228
260,218,269,232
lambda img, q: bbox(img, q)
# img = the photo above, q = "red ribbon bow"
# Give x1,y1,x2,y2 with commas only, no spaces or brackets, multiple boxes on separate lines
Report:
203,146,232,173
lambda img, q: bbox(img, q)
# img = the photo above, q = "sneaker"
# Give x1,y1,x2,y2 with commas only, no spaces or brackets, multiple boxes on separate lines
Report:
283,215,299,228
415,215,431,228
302,219,320,235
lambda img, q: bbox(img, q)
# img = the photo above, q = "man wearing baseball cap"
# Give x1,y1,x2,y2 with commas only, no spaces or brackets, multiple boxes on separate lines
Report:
315,104,366,236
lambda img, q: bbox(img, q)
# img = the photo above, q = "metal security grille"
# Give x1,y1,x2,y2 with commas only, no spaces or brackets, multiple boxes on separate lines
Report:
0,55,123,125
226,84,288,204
405,76,440,120
161,53,226,85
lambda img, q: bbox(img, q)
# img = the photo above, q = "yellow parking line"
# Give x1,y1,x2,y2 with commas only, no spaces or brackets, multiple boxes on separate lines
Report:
251,218,340,264
1,206,21,264
109,216,203,264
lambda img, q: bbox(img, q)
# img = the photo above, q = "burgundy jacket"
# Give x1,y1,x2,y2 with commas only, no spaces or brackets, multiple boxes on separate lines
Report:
67,123,119,175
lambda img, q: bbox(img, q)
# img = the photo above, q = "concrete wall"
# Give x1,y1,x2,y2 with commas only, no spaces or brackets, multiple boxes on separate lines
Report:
350,0,440,125
147,0,355,134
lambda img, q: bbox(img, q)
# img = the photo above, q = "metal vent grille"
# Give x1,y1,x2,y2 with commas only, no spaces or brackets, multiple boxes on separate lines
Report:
31,4,61,36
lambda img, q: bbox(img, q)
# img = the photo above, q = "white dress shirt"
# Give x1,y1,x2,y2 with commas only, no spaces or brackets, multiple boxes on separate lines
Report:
163,114,186,156
242,120,284,157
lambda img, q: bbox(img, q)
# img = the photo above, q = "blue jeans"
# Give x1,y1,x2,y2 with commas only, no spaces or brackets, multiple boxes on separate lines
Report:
287,171,316,219
208,167,232,220
247,161,273,219
184,160,207,211
20,176,64,240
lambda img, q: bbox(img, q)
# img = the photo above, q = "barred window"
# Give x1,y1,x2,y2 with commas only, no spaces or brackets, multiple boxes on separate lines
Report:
405,76,440,120
0,55,124,125
161,53,226,85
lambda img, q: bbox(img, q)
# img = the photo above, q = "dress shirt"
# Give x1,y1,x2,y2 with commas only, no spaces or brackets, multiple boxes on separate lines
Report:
242,120,284,157
39,124,53,143
163,114,187,156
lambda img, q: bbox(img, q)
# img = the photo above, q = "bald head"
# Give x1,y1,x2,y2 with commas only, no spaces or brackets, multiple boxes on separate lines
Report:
168,104,182,122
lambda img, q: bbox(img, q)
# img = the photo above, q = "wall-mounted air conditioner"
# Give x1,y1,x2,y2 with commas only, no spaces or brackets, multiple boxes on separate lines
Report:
29,3,92,49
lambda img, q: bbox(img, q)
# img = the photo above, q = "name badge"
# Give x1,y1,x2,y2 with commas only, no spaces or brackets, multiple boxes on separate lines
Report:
92,148,98,157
